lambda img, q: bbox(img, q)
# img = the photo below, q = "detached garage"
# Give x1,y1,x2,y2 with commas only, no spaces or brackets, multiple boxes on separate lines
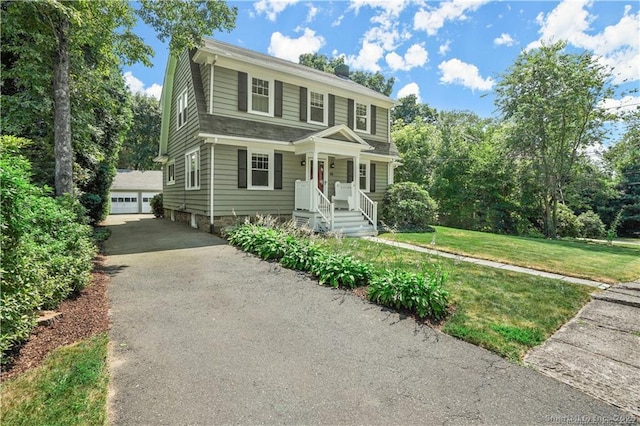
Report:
110,170,162,214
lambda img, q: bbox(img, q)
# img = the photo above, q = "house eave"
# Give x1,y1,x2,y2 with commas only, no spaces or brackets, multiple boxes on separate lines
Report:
193,40,395,107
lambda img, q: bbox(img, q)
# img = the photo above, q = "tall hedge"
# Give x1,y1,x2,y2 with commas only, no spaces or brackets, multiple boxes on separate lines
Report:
380,182,438,231
0,136,96,359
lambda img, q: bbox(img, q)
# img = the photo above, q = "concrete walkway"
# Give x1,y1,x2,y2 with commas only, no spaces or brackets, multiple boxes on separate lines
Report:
104,215,633,425
364,237,611,289
364,236,639,418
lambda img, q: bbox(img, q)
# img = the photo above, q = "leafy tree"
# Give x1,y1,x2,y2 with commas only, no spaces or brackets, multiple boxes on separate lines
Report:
391,95,437,125
1,0,237,198
494,41,614,238
605,111,640,236
118,93,162,171
392,120,439,186
298,52,395,96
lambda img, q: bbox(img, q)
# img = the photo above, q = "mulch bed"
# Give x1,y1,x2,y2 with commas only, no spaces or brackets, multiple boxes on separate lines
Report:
1,255,111,382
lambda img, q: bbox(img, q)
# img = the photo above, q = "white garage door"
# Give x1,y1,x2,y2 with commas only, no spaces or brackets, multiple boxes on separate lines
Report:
141,192,159,214
110,192,139,214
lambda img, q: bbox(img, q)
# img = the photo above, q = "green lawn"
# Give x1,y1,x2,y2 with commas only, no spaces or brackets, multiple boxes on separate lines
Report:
380,226,640,284
1,334,109,426
321,237,593,361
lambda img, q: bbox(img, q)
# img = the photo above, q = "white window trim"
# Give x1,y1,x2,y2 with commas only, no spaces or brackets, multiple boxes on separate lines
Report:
185,148,200,190
307,90,328,126
359,160,370,192
167,160,176,185
247,148,274,190
248,75,274,117
354,101,370,134
177,89,188,129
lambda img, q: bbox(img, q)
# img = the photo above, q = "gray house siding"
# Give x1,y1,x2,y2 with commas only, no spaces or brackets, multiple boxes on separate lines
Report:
210,66,389,144
212,144,305,217
163,51,210,217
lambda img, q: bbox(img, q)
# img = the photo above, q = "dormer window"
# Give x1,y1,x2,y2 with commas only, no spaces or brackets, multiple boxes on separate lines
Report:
355,102,368,132
250,77,273,115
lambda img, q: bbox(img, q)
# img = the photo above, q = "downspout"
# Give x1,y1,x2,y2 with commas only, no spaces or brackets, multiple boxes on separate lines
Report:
210,141,216,233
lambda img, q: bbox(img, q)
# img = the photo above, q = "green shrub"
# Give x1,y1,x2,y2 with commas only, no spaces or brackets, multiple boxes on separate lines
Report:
556,204,582,238
1,136,96,359
577,210,606,239
367,268,449,319
150,193,164,218
380,182,438,231
280,239,324,272
308,252,373,288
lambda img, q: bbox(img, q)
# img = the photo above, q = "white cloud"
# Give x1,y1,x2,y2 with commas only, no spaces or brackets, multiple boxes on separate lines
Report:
254,0,299,22
306,3,318,22
331,14,344,27
438,58,494,91
386,43,428,71
439,40,451,56
349,0,409,18
346,41,385,72
600,95,640,116
397,82,421,102
268,28,325,62
123,71,162,100
414,0,490,36
527,0,640,84
363,26,402,51
494,33,515,47
145,84,163,100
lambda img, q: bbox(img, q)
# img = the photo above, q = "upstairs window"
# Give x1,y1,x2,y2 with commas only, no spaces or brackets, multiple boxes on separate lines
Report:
167,160,175,185
185,149,200,190
177,90,188,128
250,77,271,114
308,91,326,124
355,102,368,132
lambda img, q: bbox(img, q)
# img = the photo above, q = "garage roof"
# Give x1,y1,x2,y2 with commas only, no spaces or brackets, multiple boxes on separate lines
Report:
111,169,162,191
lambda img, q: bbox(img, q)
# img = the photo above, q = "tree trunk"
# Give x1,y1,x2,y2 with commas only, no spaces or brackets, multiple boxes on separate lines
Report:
54,15,73,196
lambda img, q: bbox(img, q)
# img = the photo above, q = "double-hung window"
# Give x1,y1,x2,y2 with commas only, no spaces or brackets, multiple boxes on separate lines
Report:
177,90,188,128
308,91,326,124
250,77,272,115
185,149,200,190
248,149,273,190
355,102,368,132
167,160,175,185
359,161,370,192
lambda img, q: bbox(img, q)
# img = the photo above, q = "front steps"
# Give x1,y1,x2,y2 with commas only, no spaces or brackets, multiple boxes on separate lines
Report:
292,209,377,237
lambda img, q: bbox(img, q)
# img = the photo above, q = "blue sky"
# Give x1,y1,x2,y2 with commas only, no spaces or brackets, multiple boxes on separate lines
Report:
124,0,640,120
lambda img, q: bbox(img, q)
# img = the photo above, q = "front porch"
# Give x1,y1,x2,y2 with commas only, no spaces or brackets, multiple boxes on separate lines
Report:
293,179,377,237
291,125,381,237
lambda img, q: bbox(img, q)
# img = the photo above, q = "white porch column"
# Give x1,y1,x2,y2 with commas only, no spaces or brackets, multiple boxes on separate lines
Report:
353,155,360,211
312,150,319,212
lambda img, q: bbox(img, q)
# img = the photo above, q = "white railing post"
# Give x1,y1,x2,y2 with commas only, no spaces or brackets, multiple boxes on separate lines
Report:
330,202,335,231
358,189,377,231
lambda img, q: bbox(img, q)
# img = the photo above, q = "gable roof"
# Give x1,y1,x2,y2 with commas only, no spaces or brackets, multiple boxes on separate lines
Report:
111,170,163,191
192,38,395,107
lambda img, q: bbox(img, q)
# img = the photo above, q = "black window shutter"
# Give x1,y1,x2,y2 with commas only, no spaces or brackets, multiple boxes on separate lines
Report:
370,163,376,192
370,105,377,135
347,99,354,129
238,149,247,188
299,87,308,121
347,160,354,183
274,80,283,117
238,72,248,112
328,94,335,126
274,153,283,189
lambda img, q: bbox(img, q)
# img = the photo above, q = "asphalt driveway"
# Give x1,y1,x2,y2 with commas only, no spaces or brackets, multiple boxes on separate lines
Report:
105,215,632,425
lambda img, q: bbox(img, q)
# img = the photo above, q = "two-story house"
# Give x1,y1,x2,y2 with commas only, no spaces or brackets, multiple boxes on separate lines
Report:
156,39,399,236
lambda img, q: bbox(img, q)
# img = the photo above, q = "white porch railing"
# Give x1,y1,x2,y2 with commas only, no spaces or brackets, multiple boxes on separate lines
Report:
358,190,377,231
316,187,334,230
295,179,334,230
